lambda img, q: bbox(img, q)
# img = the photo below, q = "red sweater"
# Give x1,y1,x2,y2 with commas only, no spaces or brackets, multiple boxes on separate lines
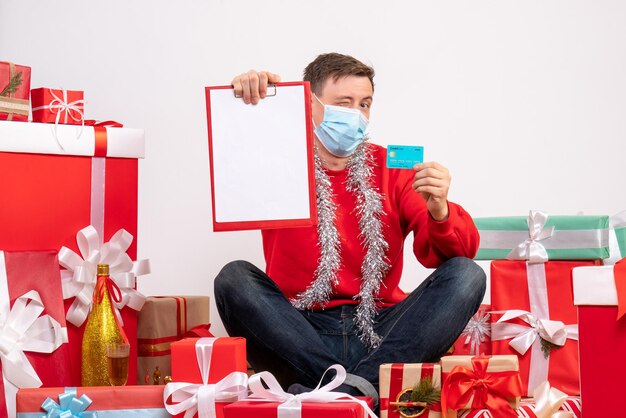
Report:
262,144,479,309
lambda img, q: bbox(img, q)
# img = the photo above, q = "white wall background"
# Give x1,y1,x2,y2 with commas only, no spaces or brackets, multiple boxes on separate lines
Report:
2,0,625,338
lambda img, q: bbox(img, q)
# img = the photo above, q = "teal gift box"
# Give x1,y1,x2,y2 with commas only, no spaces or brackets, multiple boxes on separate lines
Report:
474,211,609,261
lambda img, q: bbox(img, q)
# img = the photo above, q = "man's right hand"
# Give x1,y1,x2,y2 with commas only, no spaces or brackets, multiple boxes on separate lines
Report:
231,70,282,105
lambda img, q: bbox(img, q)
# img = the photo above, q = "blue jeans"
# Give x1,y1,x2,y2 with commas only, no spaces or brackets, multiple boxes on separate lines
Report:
214,257,486,402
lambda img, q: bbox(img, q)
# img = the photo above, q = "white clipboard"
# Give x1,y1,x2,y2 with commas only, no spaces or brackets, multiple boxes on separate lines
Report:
205,81,317,231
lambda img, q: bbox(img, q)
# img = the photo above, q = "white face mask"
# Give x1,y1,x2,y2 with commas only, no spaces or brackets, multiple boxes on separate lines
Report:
313,95,369,157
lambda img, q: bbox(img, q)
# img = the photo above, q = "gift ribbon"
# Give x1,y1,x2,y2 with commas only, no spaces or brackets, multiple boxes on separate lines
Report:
441,357,523,418
58,225,150,327
246,364,377,418
40,387,96,418
461,309,491,356
614,258,626,320
530,381,574,418
163,337,249,418
506,211,555,264
491,263,578,395
83,121,123,158
604,211,626,265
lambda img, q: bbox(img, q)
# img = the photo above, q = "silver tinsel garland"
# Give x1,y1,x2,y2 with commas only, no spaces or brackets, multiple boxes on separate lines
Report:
291,142,390,349
292,152,341,309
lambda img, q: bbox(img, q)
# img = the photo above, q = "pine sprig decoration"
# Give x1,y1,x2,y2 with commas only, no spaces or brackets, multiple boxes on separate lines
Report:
1,71,23,97
395,377,441,417
409,377,441,406
540,337,561,359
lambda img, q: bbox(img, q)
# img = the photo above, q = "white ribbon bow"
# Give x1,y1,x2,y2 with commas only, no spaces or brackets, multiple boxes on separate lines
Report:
0,290,67,388
460,309,491,356
247,365,378,418
507,210,555,263
58,225,150,327
163,338,249,418
491,310,578,355
531,381,574,418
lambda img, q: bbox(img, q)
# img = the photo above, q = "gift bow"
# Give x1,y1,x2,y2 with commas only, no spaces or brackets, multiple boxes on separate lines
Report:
163,337,249,418
461,309,491,356
506,210,555,263
58,225,150,327
41,387,97,418
491,310,578,356
247,365,377,418
441,357,523,418
0,290,67,388
531,381,574,418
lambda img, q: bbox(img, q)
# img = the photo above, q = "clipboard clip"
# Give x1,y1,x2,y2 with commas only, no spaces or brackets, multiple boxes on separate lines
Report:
234,84,277,98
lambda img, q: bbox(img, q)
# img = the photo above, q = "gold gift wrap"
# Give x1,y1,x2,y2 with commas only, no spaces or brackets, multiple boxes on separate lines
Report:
136,296,210,384
440,355,521,417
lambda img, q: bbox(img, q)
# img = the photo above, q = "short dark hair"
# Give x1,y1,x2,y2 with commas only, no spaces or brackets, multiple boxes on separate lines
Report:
303,53,375,96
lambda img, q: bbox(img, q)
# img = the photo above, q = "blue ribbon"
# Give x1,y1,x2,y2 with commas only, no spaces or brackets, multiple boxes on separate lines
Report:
40,388,97,418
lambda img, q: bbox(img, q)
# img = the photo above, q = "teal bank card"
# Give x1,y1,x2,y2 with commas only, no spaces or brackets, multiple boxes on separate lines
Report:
386,145,424,169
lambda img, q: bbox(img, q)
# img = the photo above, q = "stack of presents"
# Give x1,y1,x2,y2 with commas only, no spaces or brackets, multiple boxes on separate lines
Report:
1,60,624,418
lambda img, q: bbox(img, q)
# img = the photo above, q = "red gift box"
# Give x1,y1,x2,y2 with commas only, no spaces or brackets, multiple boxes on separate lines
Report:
31,87,84,125
166,337,248,418
450,304,491,356
223,397,374,418
441,355,522,418
379,363,441,418
17,385,167,417
0,62,30,122
171,337,247,382
0,250,70,418
0,120,145,386
490,260,598,396
573,263,626,418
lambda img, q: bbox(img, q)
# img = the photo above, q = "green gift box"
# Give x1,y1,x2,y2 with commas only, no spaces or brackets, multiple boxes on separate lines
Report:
474,210,609,261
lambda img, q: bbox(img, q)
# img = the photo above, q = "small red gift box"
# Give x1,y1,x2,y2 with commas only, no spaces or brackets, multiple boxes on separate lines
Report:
573,262,626,418
379,363,441,418
450,304,491,356
17,385,167,417
223,397,373,418
31,87,84,125
490,260,598,396
0,61,30,121
171,337,247,382
0,120,145,386
0,250,70,418
166,337,249,418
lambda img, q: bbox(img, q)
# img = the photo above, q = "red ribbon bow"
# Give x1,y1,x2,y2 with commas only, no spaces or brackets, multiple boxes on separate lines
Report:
441,357,523,418
615,258,626,320
93,276,123,304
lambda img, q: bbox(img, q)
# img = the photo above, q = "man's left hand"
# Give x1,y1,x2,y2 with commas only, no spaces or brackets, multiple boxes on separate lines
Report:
412,161,451,221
